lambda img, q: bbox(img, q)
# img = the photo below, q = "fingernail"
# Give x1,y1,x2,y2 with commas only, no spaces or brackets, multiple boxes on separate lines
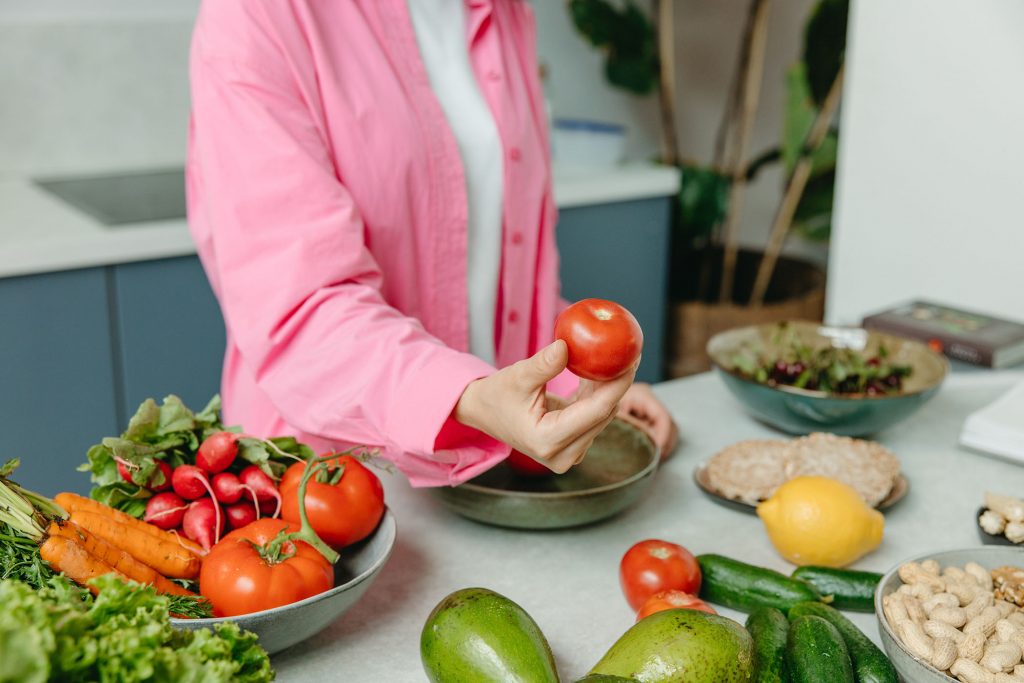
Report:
544,342,560,363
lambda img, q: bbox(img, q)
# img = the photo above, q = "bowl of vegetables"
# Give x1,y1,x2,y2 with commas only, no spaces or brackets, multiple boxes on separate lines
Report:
172,506,396,655
708,321,948,436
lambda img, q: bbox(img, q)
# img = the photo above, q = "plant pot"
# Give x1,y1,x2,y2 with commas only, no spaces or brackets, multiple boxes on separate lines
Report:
666,247,826,378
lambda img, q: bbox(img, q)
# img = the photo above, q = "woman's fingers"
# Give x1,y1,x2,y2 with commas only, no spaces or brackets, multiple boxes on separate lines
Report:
513,340,568,392
540,367,635,449
545,412,617,473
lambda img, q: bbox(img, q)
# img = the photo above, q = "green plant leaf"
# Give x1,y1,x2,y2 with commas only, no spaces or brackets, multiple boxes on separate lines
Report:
568,0,658,96
677,163,730,242
791,168,835,241
804,0,848,107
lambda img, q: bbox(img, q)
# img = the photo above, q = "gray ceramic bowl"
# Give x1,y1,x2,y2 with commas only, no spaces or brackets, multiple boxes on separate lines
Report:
876,546,1024,682
172,508,396,655
432,418,658,530
708,321,948,436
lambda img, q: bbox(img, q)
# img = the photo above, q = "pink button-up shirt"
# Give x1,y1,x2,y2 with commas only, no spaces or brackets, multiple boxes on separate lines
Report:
186,0,570,486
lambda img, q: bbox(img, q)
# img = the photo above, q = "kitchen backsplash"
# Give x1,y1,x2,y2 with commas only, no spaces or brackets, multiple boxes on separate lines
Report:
0,11,194,177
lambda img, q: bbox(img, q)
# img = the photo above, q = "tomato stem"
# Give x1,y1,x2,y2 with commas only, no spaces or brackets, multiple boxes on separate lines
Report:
273,455,340,564
327,464,346,486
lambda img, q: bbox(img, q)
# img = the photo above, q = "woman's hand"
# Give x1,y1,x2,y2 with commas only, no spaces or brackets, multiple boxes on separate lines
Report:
454,340,636,473
617,382,679,459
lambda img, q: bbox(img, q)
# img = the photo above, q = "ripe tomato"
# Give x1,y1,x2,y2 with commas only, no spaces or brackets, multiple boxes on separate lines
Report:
620,539,701,611
280,455,385,549
554,299,643,381
506,449,552,477
636,590,716,621
199,518,333,617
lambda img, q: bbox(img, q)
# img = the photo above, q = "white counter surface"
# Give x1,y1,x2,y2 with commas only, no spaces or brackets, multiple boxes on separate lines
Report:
270,369,1024,682
0,163,680,279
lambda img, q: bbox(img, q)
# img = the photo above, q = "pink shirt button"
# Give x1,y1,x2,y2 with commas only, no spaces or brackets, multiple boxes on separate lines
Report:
487,69,502,82
509,147,522,162
510,231,523,245
508,310,520,323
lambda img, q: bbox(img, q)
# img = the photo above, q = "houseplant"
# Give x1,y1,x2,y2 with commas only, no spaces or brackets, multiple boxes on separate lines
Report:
568,0,848,376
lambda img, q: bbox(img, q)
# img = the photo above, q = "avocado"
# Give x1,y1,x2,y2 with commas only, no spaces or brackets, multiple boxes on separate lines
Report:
420,587,560,683
587,609,754,682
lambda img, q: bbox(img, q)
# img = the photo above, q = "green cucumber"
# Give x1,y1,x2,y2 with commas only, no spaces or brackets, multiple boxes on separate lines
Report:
745,607,789,683
791,566,882,612
789,601,898,683
697,554,824,613
786,615,855,683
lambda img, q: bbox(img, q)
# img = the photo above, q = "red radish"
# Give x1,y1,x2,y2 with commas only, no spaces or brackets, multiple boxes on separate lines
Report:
196,431,239,473
182,497,225,550
172,465,213,500
143,492,188,530
257,497,277,517
117,459,173,492
225,501,258,529
211,472,247,505
239,465,282,518
172,465,222,541
148,461,174,492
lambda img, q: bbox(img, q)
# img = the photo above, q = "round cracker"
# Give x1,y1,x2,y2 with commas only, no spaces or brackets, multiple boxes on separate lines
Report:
705,439,792,505
783,432,901,506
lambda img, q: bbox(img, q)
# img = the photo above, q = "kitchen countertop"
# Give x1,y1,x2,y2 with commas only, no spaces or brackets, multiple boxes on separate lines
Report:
270,368,1024,682
0,163,680,279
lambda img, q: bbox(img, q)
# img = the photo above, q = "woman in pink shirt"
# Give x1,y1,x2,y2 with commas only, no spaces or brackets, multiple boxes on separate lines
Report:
186,0,677,487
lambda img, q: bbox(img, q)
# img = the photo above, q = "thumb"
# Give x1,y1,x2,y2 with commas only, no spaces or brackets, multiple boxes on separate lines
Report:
515,340,568,391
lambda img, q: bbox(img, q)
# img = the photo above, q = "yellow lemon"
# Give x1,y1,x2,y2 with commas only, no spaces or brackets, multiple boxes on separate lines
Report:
756,476,884,568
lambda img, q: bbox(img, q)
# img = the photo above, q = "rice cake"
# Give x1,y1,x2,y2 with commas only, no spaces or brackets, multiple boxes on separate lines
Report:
703,439,792,505
784,432,901,507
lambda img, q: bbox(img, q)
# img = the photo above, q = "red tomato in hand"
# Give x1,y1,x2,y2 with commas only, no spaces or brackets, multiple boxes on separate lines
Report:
555,299,643,381
280,455,385,549
636,590,716,621
620,539,701,611
199,518,333,617
506,449,553,477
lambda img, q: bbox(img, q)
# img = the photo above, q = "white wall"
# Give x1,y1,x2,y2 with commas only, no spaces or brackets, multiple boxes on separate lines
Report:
827,0,1024,324
1,0,823,266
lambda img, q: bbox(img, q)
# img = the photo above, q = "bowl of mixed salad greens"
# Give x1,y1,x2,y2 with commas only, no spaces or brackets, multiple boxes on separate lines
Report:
707,320,948,436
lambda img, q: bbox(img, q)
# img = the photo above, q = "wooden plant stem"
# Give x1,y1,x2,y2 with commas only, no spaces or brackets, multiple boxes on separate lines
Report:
713,0,759,171
750,64,845,307
654,0,680,166
718,0,772,304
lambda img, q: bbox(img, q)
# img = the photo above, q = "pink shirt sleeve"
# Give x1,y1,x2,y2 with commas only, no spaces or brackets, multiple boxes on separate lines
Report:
188,53,509,485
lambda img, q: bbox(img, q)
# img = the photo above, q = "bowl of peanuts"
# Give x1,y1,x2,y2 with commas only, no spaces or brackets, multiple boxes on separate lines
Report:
877,547,1024,682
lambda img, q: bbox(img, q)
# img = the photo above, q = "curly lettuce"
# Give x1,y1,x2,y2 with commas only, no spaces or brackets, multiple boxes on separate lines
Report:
0,576,273,683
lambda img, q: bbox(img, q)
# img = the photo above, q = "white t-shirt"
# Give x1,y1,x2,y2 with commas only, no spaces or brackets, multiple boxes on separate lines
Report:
408,0,504,365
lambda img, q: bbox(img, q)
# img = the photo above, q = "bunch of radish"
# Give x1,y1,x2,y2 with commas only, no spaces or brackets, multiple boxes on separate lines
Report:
140,432,282,551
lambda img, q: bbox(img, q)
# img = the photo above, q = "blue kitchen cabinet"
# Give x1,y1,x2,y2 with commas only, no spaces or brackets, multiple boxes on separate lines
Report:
0,267,118,495
112,256,225,425
556,197,671,382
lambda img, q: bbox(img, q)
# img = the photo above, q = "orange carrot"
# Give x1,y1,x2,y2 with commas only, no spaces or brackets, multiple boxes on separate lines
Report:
55,492,206,557
39,534,130,596
48,521,195,597
69,509,201,580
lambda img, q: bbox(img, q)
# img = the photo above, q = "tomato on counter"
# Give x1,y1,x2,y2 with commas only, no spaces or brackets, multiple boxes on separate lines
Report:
635,589,716,621
555,299,643,381
620,539,701,611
